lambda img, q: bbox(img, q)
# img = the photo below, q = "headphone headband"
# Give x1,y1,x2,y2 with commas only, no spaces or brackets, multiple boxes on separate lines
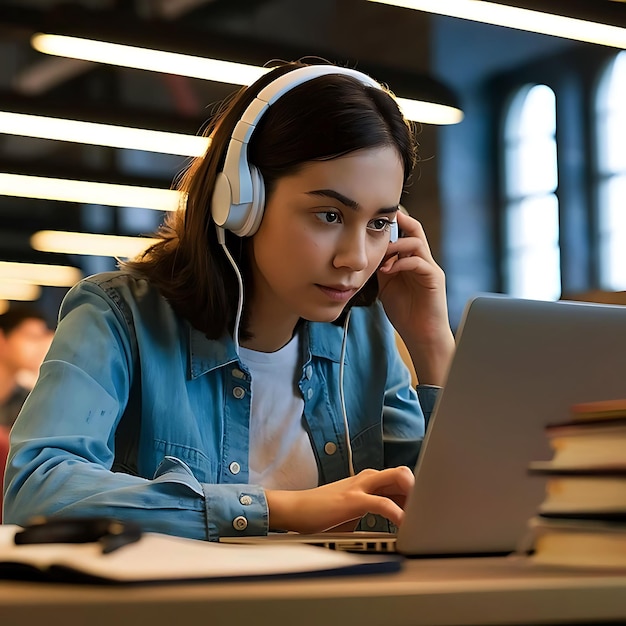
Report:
211,65,384,237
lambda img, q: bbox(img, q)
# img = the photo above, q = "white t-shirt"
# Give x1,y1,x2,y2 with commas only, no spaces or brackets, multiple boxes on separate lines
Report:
239,333,319,490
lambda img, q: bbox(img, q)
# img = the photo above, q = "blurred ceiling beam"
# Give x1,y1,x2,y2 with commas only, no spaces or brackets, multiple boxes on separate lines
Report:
4,3,460,112
0,0,218,96
0,157,175,189
13,57,93,96
154,0,217,20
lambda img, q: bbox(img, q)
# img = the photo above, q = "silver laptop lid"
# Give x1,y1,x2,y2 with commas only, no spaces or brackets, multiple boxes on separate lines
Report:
397,295,626,556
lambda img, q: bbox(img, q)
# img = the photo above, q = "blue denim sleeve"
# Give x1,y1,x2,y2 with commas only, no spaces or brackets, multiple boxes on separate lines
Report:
416,384,441,430
356,335,439,534
378,321,427,472
3,279,268,541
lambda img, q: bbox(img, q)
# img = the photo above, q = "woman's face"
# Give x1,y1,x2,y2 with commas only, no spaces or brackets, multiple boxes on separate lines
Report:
247,145,403,342
0,319,52,374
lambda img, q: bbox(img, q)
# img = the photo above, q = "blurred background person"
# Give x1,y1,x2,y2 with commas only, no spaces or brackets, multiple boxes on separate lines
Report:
0,422,8,521
0,303,53,429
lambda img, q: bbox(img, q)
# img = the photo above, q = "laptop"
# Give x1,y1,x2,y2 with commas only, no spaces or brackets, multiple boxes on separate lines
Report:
221,294,626,556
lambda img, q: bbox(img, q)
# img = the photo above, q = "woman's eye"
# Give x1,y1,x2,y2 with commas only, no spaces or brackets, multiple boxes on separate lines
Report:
369,218,392,232
315,211,342,224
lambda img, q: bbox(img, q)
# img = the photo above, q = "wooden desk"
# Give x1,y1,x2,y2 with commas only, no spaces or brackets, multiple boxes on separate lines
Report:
1,556,625,626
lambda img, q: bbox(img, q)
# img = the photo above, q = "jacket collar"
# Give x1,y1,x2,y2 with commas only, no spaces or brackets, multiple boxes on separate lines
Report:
187,319,348,379
188,325,238,380
307,321,347,364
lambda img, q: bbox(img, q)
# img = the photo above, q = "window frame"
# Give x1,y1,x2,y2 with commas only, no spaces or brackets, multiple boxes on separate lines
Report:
501,82,561,300
490,45,617,300
593,50,626,291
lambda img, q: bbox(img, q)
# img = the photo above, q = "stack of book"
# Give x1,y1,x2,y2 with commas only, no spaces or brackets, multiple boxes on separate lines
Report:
527,398,626,568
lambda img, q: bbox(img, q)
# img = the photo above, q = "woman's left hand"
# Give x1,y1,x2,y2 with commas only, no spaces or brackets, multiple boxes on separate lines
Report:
377,210,455,385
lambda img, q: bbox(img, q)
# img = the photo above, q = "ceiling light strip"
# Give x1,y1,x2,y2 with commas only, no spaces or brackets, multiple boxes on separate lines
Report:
32,34,269,85
369,0,626,48
395,97,463,125
0,281,42,301
31,33,462,124
0,111,209,156
0,173,182,211
31,230,159,258
0,261,82,287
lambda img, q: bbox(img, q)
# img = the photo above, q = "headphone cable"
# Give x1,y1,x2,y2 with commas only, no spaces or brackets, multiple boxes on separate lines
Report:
339,309,355,477
218,224,354,476
217,225,244,355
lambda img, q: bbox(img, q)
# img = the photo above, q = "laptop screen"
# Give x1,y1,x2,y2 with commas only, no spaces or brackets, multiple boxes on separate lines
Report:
397,295,626,556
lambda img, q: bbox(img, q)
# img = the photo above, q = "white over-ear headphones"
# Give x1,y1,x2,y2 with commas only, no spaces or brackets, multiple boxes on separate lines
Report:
211,64,398,238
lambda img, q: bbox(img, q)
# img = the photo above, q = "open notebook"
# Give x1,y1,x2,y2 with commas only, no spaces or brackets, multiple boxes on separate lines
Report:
222,294,626,556
0,524,400,583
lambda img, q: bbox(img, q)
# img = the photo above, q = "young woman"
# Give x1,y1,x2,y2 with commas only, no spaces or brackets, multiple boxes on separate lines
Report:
4,61,455,541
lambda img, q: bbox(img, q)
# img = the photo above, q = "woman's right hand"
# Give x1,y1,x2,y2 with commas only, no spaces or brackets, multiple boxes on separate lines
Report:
265,466,415,534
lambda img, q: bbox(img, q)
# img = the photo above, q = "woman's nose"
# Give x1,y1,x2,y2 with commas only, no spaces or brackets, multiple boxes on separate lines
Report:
332,231,369,271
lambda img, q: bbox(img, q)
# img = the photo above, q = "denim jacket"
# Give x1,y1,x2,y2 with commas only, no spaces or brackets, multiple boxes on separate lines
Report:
4,271,437,541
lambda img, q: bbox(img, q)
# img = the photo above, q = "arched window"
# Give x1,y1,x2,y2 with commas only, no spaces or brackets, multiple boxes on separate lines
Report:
596,51,626,290
502,84,560,300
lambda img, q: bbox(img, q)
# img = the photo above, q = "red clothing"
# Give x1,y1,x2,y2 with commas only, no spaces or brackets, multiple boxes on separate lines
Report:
0,425,9,522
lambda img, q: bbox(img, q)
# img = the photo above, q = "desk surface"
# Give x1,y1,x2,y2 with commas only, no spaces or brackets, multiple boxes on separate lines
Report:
1,556,626,626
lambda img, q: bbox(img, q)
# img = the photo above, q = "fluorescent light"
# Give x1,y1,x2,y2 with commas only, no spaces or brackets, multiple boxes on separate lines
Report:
396,97,463,125
0,282,42,301
0,262,82,287
31,230,159,258
0,111,209,156
30,33,462,124
369,0,626,48
0,173,182,211
32,34,269,85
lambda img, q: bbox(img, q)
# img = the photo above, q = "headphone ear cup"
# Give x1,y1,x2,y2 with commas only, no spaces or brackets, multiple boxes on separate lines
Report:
211,172,234,230
241,164,265,237
213,66,382,240
211,167,265,237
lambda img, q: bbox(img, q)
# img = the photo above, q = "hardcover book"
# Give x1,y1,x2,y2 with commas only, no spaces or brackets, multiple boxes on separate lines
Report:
527,399,626,568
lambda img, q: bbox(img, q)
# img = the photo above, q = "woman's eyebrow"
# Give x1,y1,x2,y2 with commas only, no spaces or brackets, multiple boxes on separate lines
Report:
306,189,398,214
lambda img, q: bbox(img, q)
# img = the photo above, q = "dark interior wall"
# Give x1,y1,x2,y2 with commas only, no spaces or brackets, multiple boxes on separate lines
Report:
103,3,626,331
430,16,575,327
11,1,610,331
226,2,600,330
3,1,625,330
213,2,603,330
0,0,438,321
100,0,439,261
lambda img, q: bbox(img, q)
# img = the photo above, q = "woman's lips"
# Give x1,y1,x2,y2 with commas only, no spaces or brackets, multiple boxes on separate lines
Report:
316,284,358,302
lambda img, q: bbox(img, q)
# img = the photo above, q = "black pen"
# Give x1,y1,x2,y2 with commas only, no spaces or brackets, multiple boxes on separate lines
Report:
14,516,143,554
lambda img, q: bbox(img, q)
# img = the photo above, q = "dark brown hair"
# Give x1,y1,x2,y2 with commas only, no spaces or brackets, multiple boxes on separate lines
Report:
0,303,48,335
125,60,418,339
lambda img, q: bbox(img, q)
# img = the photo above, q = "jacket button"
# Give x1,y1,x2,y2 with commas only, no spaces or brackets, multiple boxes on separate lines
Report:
305,365,313,379
229,461,241,475
232,368,245,379
233,516,248,531
307,388,313,400
239,495,252,506
324,442,337,455
233,386,246,399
